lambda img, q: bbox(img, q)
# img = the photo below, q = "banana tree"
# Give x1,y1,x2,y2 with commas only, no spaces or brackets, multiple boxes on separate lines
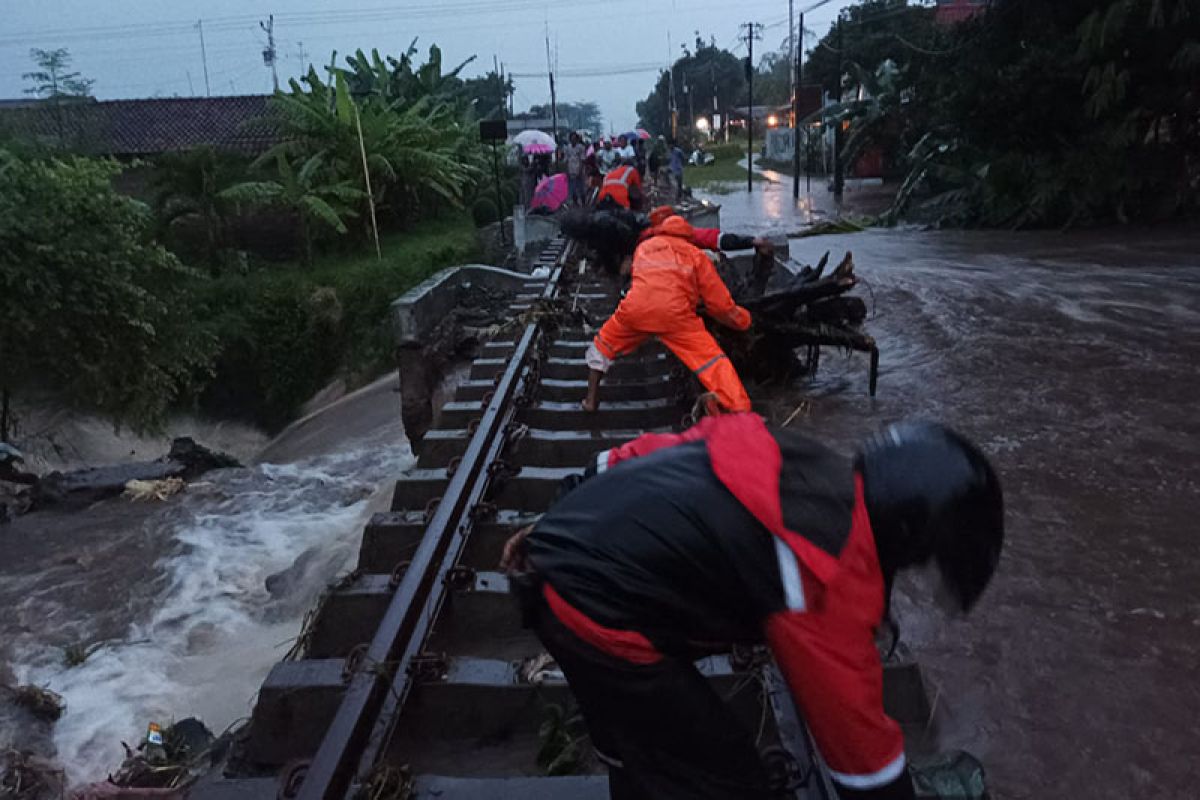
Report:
221,152,364,265
150,146,243,269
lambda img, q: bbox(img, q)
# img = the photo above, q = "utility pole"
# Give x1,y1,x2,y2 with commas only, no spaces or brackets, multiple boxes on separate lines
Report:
833,14,844,204
545,26,559,153
297,41,308,73
793,12,804,200
667,31,677,139
195,20,211,97
710,61,718,138
187,71,195,97
261,15,279,92
741,22,762,193
685,78,694,132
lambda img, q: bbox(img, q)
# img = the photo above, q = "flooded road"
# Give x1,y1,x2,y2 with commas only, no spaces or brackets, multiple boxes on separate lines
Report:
710,177,1200,798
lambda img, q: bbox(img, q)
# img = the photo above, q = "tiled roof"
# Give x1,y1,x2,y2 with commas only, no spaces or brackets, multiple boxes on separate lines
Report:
0,95,281,156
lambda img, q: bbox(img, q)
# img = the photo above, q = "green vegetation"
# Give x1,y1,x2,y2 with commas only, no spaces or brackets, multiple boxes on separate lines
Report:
1,42,500,439
198,214,477,429
808,0,1199,227
636,35,746,139
684,143,765,194
0,150,215,440
22,47,92,100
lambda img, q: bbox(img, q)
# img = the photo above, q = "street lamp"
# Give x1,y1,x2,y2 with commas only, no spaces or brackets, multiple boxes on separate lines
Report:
766,114,779,128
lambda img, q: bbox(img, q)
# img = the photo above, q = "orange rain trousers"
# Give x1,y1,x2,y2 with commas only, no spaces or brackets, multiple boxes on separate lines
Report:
593,314,752,413
589,215,752,412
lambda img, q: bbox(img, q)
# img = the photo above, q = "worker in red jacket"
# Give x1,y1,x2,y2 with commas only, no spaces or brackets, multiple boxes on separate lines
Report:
597,163,645,210
584,212,752,413
502,415,1004,800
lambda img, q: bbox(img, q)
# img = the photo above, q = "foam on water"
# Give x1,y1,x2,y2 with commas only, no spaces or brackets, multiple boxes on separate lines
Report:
13,439,414,784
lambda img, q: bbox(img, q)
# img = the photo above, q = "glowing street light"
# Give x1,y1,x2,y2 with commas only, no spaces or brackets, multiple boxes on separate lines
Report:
766,114,779,127
695,117,710,131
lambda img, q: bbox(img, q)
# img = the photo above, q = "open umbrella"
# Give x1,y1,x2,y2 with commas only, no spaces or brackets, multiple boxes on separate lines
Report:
622,129,651,141
530,173,568,212
510,129,557,154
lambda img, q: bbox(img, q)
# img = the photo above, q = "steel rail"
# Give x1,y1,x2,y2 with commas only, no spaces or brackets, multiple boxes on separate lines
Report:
294,241,572,800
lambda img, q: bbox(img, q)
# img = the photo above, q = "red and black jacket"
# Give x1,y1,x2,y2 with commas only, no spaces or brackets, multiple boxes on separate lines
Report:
525,413,911,798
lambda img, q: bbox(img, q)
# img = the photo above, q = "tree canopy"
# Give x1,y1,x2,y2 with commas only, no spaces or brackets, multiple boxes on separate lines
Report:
521,101,604,137
22,48,93,100
635,35,746,136
0,150,214,438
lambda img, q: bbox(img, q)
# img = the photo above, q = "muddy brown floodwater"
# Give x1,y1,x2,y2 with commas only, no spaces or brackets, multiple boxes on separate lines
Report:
746,224,1200,799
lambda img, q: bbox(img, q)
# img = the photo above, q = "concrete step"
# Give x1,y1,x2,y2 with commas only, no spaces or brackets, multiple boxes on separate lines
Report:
358,510,429,572
392,465,580,512
456,375,679,404
441,397,680,431
410,775,609,800
243,659,346,768
389,653,744,755
417,428,652,469
304,574,397,659
541,354,675,381
360,509,541,575
468,352,673,382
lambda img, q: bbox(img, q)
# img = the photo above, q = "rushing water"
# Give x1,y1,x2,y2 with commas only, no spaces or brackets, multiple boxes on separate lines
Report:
4,185,1199,797
708,179,1200,799
1,379,414,785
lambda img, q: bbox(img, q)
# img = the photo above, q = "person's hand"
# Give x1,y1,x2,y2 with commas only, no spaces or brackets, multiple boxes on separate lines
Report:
500,524,535,573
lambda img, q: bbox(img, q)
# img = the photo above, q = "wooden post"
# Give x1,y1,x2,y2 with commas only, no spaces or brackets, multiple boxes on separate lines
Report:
354,104,382,262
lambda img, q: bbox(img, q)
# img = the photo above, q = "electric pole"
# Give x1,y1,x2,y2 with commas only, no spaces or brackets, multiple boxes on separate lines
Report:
297,41,308,74
195,20,211,97
685,78,694,132
741,22,762,193
793,12,804,200
261,15,279,92
833,14,844,204
545,26,559,153
667,31,677,140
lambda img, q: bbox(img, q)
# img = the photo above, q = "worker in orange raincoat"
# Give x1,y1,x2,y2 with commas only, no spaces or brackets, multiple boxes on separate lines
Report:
584,213,753,413
597,163,645,211
643,204,772,254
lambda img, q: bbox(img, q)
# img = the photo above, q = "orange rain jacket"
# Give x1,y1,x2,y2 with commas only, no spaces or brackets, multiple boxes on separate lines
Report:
597,165,643,209
620,215,751,332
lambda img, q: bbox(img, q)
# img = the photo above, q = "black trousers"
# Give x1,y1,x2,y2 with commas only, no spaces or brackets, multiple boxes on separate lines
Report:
531,594,773,800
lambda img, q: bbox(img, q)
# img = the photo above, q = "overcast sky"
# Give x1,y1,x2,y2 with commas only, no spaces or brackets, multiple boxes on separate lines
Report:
1,0,858,131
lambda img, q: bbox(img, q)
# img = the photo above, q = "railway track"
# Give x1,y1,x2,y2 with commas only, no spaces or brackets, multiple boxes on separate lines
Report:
193,234,839,800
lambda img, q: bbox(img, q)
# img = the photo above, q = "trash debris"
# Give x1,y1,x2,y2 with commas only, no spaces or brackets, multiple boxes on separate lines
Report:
104,718,215,791
122,479,185,503
519,652,564,686
2,750,65,800
11,686,63,722
32,438,239,510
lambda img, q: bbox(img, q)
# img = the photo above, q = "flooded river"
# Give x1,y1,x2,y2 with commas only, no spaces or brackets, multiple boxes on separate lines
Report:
712,178,1200,798
3,180,1198,797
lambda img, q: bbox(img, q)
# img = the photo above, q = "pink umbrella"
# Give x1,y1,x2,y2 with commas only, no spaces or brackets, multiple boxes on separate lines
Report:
530,173,568,211
634,128,652,140
523,143,556,155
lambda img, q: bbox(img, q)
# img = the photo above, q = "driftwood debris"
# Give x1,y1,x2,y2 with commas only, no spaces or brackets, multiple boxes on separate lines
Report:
29,438,240,511
717,250,879,395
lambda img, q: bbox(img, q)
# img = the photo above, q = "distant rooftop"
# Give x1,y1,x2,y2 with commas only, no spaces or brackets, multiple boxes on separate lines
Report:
0,95,280,156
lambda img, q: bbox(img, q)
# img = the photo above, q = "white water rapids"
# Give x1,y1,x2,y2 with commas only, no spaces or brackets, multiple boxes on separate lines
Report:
10,431,414,784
